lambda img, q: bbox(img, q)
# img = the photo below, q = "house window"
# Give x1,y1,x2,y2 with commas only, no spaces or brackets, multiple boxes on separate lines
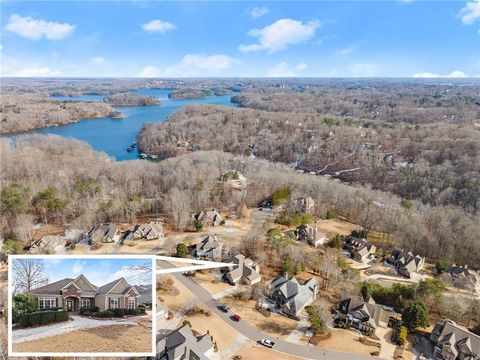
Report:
81,298,91,307
128,298,135,309
109,297,119,309
39,297,56,309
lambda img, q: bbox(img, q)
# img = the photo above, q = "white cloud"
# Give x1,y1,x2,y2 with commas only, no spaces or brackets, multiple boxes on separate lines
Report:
162,53,238,77
267,62,308,77
458,0,480,24
108,265,151,285
90,56,105,64
138,65,160,77
239,18,320,53
5,14,75,40
335,44,358,56
142,19,176,34
251,6,269,18
72,260,86,275
13,67,62,77
412,70,468,78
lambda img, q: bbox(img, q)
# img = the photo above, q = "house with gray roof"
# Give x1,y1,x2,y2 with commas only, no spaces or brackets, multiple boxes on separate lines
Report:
30,235,66,254
333,297,398,335
387,249,425,278
132,221,164,240
267,276,318,318
192,209,224,228
133,284,153,305
430,319,480,360
87,223,118,243
190,234,223,259
295,225,326,248
223,254,261,285
443,265,478,290
343,236,376,262
30,274,140,312
156,324,214,360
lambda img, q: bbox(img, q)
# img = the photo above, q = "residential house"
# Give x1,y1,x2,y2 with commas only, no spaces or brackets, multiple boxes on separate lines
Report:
132,221,164,241
30,274,140,312
267,276,318,318
156,324,214,360
295,225,326,247
30,235,66,254
293,196,315,213
134,284,153,305
87,223,118,243
387,249,425,278
430,319,480,360
190,234,223,259
343,236,376,262
192,209,224,228
334,297,398,335
223,254,261,285
444,265,478,289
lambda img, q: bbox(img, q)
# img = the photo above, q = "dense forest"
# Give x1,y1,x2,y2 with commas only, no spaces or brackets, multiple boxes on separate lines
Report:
232,84,480,124
138,104,480,213
1,135,479,266
168,88,212,99
103,92,160,106
0,94,122,133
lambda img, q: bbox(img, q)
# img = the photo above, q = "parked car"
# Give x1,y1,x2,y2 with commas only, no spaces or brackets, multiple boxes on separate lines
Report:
218,303,230,312
231,314,241,321
260,339,275,348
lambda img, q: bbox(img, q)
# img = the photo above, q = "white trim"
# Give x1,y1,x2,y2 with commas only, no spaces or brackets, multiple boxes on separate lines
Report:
73,274,98,292
109,297,119,309
61,280,82,292
105,278,130,295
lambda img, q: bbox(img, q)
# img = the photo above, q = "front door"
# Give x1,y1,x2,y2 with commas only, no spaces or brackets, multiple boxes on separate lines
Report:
66,299,74,311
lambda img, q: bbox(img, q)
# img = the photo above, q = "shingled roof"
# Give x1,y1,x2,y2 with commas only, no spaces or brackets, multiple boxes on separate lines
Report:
30,278,74,295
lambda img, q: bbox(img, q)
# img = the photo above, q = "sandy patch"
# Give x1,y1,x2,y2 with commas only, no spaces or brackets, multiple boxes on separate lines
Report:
234,340,301,360
221,297,298,339
13,318,152,353
191,271,232,295
315,219,360,238
308,329,380,356
157,275,194,313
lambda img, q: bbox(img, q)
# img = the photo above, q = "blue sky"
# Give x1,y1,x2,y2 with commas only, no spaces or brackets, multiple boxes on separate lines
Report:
1,1,479,77
15,258,153,286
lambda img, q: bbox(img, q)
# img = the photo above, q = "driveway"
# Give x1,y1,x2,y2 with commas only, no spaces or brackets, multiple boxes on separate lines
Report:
159,260,373,360
12,314,147,343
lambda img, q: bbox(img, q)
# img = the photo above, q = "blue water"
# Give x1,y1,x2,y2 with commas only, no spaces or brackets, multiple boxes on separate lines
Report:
8,89,235,161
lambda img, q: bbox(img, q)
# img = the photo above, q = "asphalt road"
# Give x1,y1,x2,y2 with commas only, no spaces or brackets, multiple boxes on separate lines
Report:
158,261,374,360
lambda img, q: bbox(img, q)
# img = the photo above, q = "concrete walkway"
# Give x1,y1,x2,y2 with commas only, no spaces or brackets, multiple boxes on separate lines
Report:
284,317,310,344
12,314,146,343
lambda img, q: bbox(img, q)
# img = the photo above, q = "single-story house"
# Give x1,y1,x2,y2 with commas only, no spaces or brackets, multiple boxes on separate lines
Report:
430,319,480,360
387,249,425,278
267,276,318,317
295,225,326,247
30,235,66,254
131,221,164,240
190,234,223,259
343,236,376,262
87,223,118,243
30,274,140,312
192,209,224,228
334,297,398,335
223,254,261,285
157,324,214,360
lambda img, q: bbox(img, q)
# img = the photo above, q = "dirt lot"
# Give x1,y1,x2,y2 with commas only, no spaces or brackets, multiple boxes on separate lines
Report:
181,312,238,352
221,297,298,339
234,340,301,360
191,271,232,295
12,318,152,353
305,329,380,356
314,219,360,239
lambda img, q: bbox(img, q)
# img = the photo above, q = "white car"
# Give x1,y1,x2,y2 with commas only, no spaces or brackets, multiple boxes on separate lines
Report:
260,339,275,348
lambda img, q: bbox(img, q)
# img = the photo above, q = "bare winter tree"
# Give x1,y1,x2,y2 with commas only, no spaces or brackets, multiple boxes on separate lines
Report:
12,258,48,294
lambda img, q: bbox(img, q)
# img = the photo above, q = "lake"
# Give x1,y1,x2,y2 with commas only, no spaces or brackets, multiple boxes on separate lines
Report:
6,89,235,161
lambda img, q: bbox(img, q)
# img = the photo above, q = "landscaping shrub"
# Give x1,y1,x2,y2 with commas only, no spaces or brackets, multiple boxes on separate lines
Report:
40,311,56,325
112,308,127,317
17,310,68,327
97,310,114,318
82,311,91,316
127,308,136,315
18,314,30,327
79,306,99,315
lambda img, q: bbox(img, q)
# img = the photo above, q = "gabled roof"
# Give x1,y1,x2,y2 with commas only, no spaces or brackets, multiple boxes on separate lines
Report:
157,324,214,360
62,274,98,292
433,320,480,358
96,277,129,295
30,278,73,295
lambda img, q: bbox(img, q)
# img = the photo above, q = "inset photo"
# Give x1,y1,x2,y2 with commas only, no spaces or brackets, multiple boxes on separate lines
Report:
8,255,155,357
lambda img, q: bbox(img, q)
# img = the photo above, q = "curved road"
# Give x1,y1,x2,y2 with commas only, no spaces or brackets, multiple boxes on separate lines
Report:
159,261,373,360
